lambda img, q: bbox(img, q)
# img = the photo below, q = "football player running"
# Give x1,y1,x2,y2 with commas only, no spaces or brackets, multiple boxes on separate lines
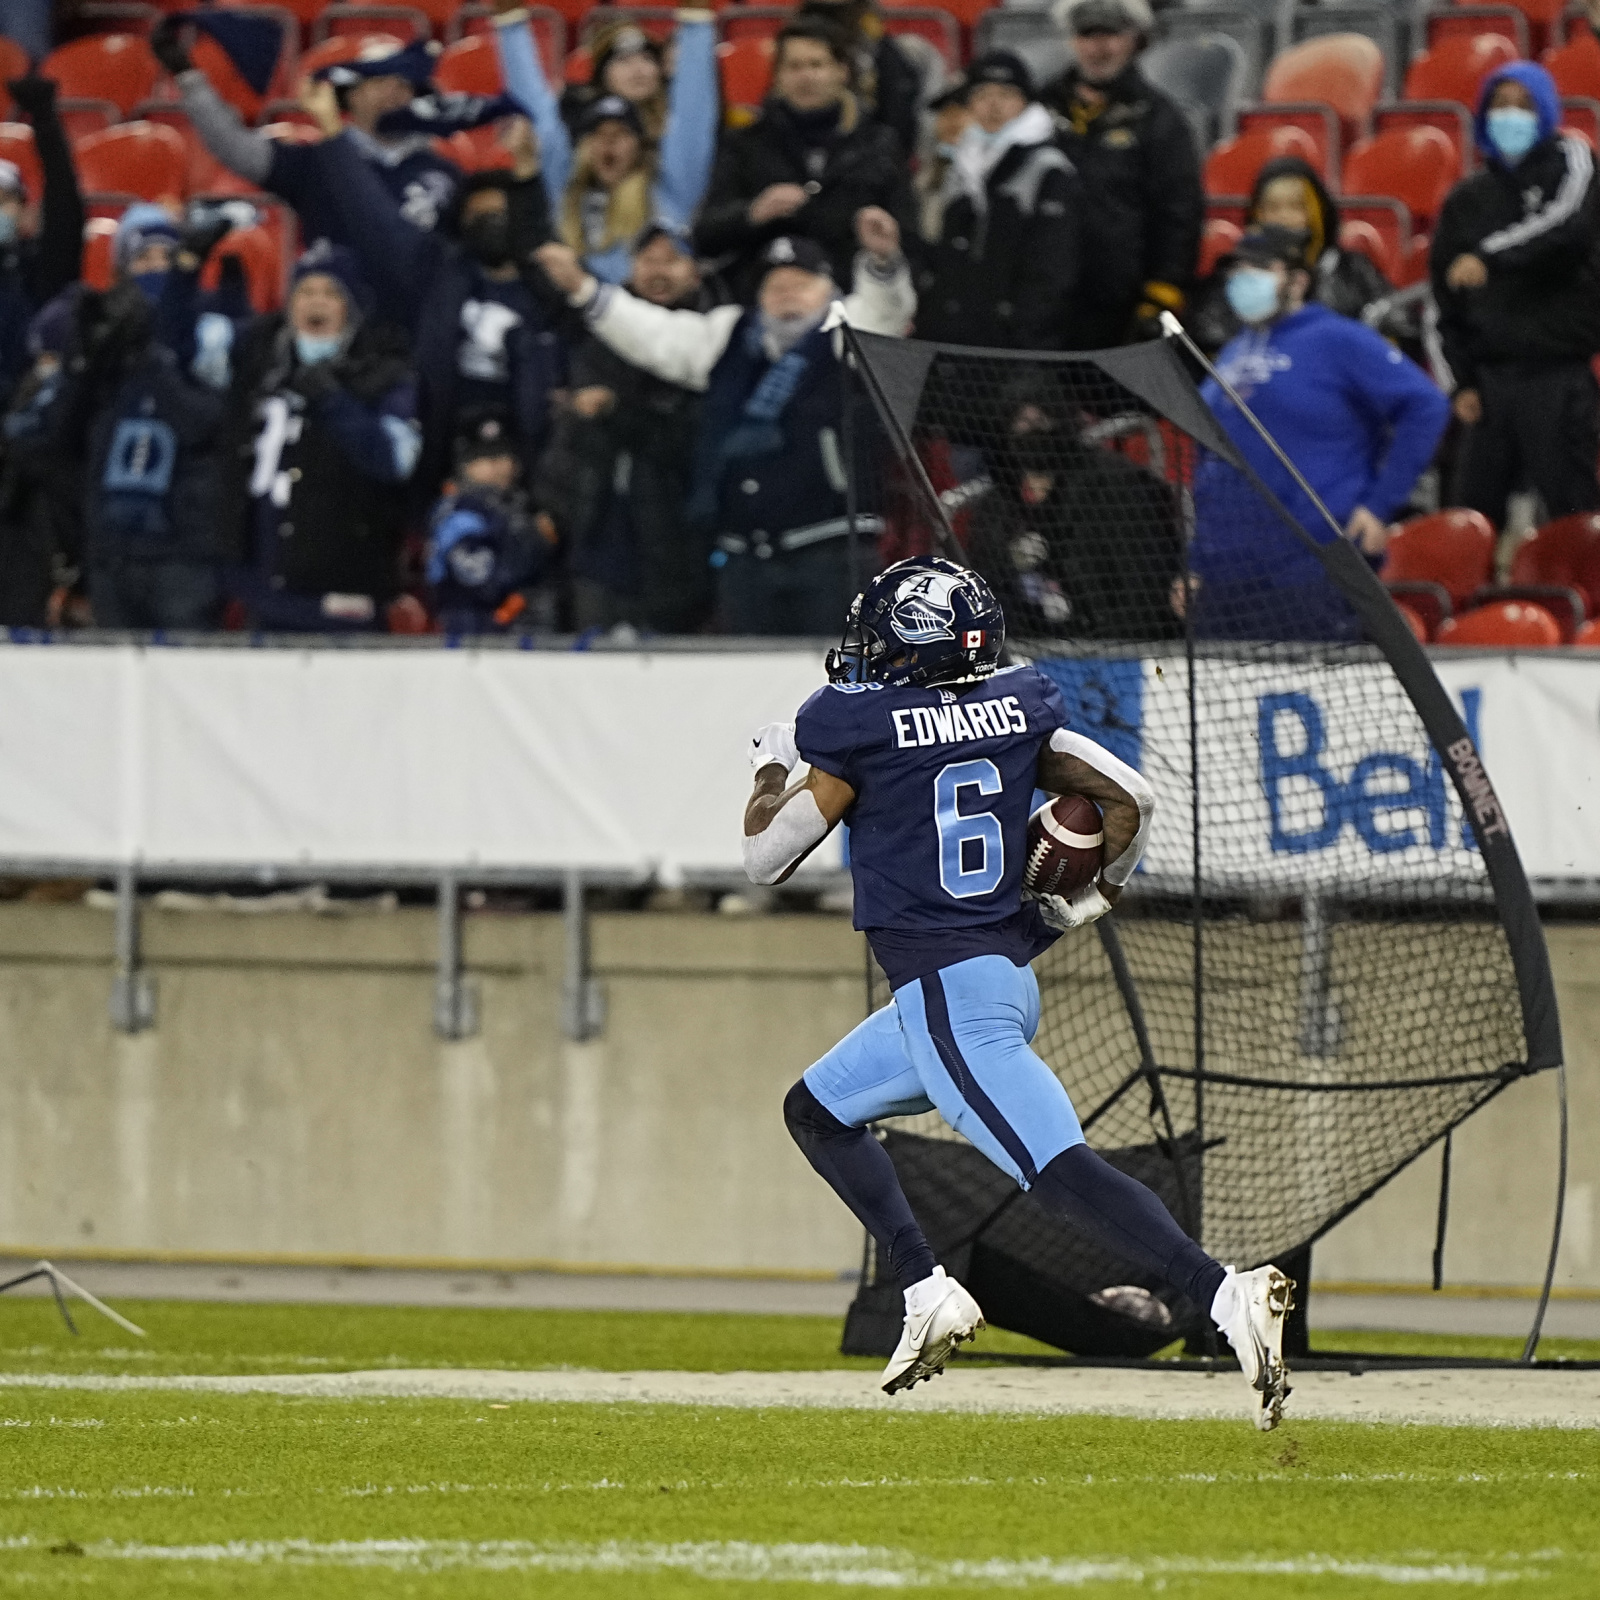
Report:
743,556,1294,1429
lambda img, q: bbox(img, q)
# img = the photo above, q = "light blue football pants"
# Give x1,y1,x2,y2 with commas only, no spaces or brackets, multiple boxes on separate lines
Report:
802,954,1085,1189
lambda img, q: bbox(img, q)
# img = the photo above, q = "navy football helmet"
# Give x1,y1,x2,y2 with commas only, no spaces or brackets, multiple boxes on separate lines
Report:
825,556,1006,689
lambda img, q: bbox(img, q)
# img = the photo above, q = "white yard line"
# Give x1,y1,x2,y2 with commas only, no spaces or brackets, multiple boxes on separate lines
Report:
1,1365,1598,1427
0,1535,1561,1585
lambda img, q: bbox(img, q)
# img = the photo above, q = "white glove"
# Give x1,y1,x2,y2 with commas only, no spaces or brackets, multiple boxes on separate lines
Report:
749,720,800,776
1031,881,1113,932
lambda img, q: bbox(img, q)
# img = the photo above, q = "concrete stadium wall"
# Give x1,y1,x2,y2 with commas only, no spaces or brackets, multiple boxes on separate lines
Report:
0,904,1594,1292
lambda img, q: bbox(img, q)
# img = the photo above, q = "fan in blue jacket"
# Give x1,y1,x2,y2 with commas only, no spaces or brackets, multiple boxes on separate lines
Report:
492,6,718,284
1189,225,1449,641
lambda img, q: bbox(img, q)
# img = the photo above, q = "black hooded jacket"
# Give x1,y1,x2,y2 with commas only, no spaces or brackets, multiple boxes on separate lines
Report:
1431,130,1600,384
1041,60,1203,348
1190,156,1394,354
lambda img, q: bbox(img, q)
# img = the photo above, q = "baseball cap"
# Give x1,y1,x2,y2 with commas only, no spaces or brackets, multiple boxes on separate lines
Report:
576,93,645,139
760,235,833,279
1223,224,1313,271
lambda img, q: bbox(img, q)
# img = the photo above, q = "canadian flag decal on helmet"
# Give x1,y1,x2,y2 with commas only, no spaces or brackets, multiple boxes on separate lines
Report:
964,630,984,649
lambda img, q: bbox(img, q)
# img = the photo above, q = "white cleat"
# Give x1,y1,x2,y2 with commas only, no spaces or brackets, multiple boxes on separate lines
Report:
881,1266,985,1395
1213,1264,1296,1431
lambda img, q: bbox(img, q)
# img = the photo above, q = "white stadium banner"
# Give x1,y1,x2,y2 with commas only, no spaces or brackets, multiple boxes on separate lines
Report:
0,645,1593,887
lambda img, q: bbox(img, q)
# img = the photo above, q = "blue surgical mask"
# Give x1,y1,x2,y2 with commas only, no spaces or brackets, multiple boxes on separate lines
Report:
1487,106,1541,165
0,211,18,247
295,333,342,366
1226,266,1281,325
130,271,169,304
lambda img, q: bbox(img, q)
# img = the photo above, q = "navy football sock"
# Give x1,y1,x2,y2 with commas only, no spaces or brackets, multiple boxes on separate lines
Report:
783,1079,938,1290
1033,1144,1226,1314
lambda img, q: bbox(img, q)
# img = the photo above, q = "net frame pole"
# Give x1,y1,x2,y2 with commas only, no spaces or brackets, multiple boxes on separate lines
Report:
1522,1059,1568,1363
841,327,964,563
843,348,863,600
1158,310,1571,1347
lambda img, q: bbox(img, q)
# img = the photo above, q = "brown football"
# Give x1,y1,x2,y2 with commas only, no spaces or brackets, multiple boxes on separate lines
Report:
1024,794,1105,900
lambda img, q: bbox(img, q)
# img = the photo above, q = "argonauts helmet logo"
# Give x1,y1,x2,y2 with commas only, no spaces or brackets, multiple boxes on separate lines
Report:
888,570,974,644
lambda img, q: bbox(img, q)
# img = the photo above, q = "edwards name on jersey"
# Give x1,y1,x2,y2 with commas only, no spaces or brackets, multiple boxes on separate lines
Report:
795,663,1070,987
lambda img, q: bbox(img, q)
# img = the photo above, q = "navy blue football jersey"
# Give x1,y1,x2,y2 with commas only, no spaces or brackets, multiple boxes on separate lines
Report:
795,664,1070,987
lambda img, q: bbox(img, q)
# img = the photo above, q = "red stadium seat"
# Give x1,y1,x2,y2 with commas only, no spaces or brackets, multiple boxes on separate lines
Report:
82,216,119,291
719,6,788,45
1405,31,1521,106
200,222,288,311
1437,599,1563,645
1383,509,1496,608
314,5,434,44
436,123,513,170
434,31,505,93
74,122,189,204
1236,105,1341,181
1340,196,1413,274
435,16,566,87
1205,123,1325,194
565,44,592,84
1545,26,1600,96
42,33,162,116
1471,582,1586,637
1372,101,1475,173
1399,230,1433,285
1386,580,1452,638
1396,601,1430,643
58,98,122,144
1509,511,1600,610
1427,6,1529,55
1338,216,1396,278
1563,94,1600,145
718,35,774,111
0,125,43,201
1576,617,1600,646
1263,34,1385,136
1343,125,1460,225
1199,216,1242,275
1457,0,1565,53
883,0,990,28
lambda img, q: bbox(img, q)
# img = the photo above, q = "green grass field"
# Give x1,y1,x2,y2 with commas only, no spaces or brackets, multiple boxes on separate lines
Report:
2,1298,1598,1596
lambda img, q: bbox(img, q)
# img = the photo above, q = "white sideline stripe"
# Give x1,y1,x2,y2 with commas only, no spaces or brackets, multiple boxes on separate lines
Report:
1,1367,1598,1428
0,1536,1548,1585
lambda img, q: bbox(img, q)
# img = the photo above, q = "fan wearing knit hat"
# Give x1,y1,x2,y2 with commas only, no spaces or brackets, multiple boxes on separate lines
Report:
491,0,720,286
914,51,1080,351
1038,0,1205,351
222,239,421,635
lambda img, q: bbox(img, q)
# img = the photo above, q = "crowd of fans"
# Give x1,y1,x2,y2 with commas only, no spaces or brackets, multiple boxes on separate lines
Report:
0,0,1595,640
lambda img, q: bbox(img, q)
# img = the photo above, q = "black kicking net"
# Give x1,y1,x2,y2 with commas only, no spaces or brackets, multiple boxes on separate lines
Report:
841,330,1561,1358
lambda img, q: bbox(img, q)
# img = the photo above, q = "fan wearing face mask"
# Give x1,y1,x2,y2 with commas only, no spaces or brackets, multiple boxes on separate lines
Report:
492,0,719,285
1184,225,1449,641
535,207,914,634
1431,62,1600,534
217,243,421,633
38,203,242,632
